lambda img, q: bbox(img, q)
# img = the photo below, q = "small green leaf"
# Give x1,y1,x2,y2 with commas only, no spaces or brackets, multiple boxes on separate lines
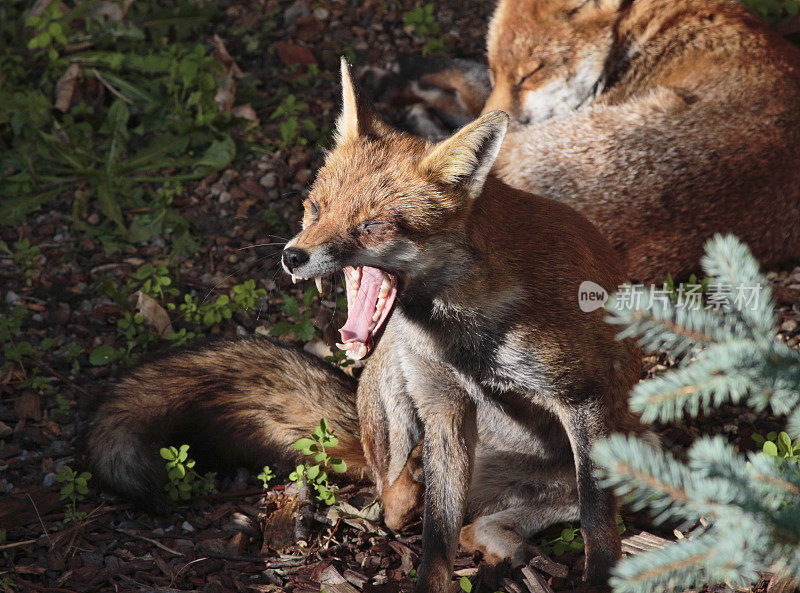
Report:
763,441,779,456
779,432,792,455
293,437,316,454
89,345,117,366
330,458,347,473
160,447,175,460
459,576,472,592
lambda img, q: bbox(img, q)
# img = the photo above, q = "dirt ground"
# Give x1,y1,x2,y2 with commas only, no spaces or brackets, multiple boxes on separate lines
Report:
2,1,800,592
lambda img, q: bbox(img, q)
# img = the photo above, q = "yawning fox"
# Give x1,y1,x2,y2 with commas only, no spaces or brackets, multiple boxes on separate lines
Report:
279,59,644,590
90,60,648,590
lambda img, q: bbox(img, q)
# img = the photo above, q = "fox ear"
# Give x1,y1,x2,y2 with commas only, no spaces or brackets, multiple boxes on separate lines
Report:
419,110,508,199
336,57,391,144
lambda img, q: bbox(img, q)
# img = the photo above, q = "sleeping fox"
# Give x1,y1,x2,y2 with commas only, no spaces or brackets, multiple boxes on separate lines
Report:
365,0,800,282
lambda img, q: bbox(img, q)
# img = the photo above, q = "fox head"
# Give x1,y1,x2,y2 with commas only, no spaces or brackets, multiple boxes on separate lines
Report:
282,59,508,359
483,0,626,124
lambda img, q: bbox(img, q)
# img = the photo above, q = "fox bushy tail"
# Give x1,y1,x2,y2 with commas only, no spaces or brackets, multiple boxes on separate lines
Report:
87,338,364,510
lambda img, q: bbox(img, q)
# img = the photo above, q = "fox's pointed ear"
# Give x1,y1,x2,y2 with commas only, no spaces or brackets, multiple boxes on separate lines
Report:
419,110,508,199
336,57,391,144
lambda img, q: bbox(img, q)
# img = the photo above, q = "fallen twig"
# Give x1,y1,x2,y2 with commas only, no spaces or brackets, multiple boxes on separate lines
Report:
115,528,184,557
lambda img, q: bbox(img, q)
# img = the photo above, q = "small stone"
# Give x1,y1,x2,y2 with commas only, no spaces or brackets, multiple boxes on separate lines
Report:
46,440,71,457
42,472,57,487
781,319,798,334
284,0,309,26
182,521,195,532
87,212,100,225
225,512,257,535
5,292,19,304
52,303,71,324
259,172,277,189
255,326,270,337
314,7,328,19
219,191,232,204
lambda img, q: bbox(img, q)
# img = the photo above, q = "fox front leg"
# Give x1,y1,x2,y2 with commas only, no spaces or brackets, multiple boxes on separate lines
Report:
556,397,621,584
406,366,478,593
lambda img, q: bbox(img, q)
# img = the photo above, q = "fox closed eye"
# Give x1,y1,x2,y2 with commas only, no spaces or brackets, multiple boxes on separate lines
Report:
359,220,392,235
518,63,545,87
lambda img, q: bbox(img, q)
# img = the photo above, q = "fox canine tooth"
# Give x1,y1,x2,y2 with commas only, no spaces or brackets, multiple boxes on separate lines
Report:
315,276,323,294
291,274,298,284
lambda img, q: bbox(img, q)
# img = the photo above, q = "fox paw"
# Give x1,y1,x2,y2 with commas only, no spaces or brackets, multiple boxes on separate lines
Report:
460,521,534,567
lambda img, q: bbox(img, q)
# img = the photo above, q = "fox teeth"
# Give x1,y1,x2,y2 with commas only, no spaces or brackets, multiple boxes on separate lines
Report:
315,276,323,294
336,343,348,351
291,274,298,284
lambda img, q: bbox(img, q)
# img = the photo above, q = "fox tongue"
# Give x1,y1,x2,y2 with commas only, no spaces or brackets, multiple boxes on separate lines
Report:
339,266,385,344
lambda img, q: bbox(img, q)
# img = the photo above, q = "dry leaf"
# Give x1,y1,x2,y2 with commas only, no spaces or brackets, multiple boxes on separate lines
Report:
133,290,174,337
29,0,55,18
55,63,81,113
215,72,237,113
15,391,42,422
232,103,259,122
213,34,243,78
274,42,317,67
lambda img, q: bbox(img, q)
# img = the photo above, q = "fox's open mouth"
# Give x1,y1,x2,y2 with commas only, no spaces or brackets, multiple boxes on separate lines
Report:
337,266,398,360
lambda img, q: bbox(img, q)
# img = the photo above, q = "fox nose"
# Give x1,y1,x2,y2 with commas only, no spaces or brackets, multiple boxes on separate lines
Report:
282,247,309,272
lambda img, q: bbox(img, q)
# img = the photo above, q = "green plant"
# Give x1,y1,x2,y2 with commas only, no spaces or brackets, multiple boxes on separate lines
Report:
232,279,268,311
538,515,625,556
166,327,198,347
753,431,800,463
593,234,800,593
1,238,41,286
116,311,159,360
1,1,239,246
60,342,84,373
160,444,217,502
257,465,275,489
270,286,318,343
56,465,91,523
0,575,17,592
663,272,710,303
0,306,54,391
177,280,265,329
403,4,448,55
459,576,472,592
739,0,800,24
269,93,318,149
55,393,74,414
131,262,179,302
290,419,347,505
25,2,68,61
